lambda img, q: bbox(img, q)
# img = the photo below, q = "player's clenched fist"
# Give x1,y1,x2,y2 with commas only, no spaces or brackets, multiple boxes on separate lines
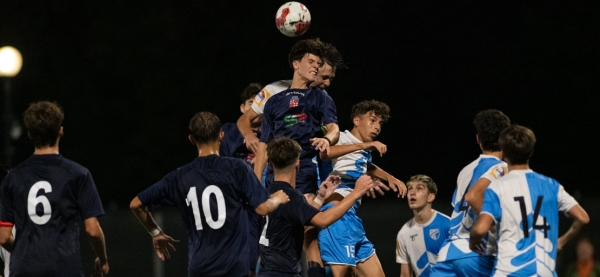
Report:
354,175,375,194
272,190,290,204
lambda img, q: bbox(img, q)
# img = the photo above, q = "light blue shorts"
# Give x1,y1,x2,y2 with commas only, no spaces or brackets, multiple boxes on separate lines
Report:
318,203,375,266
430,256,495,277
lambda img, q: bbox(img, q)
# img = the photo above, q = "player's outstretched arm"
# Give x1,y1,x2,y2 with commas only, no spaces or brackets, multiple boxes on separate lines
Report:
255,190,290,216
465,178,492,215
310,175,374,228
469,213,493,255
237,109,261,154
0,226,14,252
130,197,179,261
310,175,341,209
558,205,590,251
367,164,407,198
317,141,387,161
253,142,268,180
85,217,109,276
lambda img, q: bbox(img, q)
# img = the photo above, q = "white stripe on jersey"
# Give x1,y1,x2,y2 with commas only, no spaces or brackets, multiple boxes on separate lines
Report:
396,211,451,277
330,130,371,192
251,80,292,115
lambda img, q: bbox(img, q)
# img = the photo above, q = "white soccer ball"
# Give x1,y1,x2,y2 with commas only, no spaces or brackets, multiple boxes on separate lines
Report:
275,2,311,37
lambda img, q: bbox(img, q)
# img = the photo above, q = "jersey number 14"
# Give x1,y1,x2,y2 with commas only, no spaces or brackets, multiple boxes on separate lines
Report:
186,185,226,230
514,196,550,238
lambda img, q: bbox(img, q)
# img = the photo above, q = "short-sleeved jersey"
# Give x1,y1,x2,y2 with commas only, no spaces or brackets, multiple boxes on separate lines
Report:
0,154,104,276
481,169,578,277
437,155,505,262
260,86,337,161
219,122,259,165
251,80,292,115
259,181,319,276
396,211,452,277
137,155,270,277
328,130,371,206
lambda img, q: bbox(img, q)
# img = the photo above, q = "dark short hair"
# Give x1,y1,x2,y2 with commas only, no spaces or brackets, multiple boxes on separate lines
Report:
240,83,262,104
350,100,390,123
189,112,221,145
473,109,511,152
23,101,64,148
407,174,438,195
267,136,301,170
499,124,536,165
321,42,344,70
288,38,325,69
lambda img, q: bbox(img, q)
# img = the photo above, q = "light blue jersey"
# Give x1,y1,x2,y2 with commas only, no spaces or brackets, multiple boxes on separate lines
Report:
396,211,451,276
482,169,578,276
437,155,505,262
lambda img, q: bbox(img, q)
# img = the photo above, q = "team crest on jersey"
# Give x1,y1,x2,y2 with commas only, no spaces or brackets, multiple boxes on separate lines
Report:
429,229,440,240
289,96,299,107
255,89,269,107
489,164,507,179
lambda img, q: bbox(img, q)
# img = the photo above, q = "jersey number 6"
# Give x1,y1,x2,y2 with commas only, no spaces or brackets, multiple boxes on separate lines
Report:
186,185,226,230
28,181,53,225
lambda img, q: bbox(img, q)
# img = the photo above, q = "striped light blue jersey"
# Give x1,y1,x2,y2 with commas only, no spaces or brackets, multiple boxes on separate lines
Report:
482,169,578,277
437,155,506,262
396,211,451,276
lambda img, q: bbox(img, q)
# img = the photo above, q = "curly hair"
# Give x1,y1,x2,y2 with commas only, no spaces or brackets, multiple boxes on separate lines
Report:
23,101,64,148
407,174,438,195
473,109,511,152
288,38,325,69
189,112,221,145
499,124,536,165
267,136,301,170
321,42,344,70
240,83,262,104
350,100,390,123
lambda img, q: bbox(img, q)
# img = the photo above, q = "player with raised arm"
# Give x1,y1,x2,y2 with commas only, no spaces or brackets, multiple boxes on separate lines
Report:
318,100,406,277
259,136,374,277
396,175,451,277
470,124,590,276
130,111,290,277
0,101,109,276
431,109,510,277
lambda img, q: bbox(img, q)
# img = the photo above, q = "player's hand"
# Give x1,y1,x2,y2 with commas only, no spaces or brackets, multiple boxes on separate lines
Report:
244,134,260,154
354,175,374,194
388,176,407,198
310,137,331,155
318,175,341,200
92,257,109,276
557,235,566,252
153,233,179,261
364,141,387,157
365,178,388,199
469,239,486,256
272,190,291,205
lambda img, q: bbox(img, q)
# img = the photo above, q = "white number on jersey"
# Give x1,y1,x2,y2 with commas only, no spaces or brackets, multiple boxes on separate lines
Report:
186,185,226,230
28,181,53,225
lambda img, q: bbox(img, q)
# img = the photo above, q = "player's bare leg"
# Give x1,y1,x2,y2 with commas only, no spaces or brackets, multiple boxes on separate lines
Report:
329,264,354,277
353,253,384,277
304,193,326,277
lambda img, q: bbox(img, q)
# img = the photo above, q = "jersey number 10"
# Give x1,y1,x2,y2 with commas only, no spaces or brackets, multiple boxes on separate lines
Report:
186,185,226,230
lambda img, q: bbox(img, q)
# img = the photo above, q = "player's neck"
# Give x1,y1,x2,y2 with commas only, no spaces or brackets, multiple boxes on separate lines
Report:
412,206,434,225
197,142,220,157
350,128,364,142
290,75,311,89
481,150,502,159
274,169,297,188
507,164,530,171
34,145,59,155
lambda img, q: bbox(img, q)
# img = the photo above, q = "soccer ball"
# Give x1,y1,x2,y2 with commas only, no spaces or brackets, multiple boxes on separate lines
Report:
275,2,311,37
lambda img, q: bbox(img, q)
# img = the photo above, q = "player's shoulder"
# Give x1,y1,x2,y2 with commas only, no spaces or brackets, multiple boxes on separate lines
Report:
399,217,417,234
434,210,452,222
265,80,292,92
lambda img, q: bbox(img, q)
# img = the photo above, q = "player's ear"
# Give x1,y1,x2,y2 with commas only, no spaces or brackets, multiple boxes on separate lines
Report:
292,60,300,70
188,134,195,145
240,103,245,114
428,193,435,203
58,126,64,137
219,131,224,141
353,116,360,128
476,134,481,145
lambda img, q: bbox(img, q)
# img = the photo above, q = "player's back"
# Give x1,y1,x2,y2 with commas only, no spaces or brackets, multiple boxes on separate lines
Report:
138,155,269,277
437,155,504,262
0,154,104,276
484,169,578,276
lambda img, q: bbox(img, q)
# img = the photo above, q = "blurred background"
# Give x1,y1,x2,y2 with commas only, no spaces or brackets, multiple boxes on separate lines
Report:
1,0,600,276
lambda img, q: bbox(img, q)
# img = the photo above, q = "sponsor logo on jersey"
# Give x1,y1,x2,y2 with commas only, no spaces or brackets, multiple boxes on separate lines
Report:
429,228,440,240
289,96,299,107
255,89,270,107
284,113,307,128
410,234,418,241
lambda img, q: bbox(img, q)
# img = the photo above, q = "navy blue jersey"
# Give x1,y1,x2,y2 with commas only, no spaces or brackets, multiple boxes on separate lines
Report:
138,155,270,277
259,181,319,276
220,122,260,166
260,87,337,161
0,154,104,277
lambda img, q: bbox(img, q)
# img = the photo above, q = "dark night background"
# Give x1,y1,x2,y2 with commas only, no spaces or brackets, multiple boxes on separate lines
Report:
1,1,600,276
